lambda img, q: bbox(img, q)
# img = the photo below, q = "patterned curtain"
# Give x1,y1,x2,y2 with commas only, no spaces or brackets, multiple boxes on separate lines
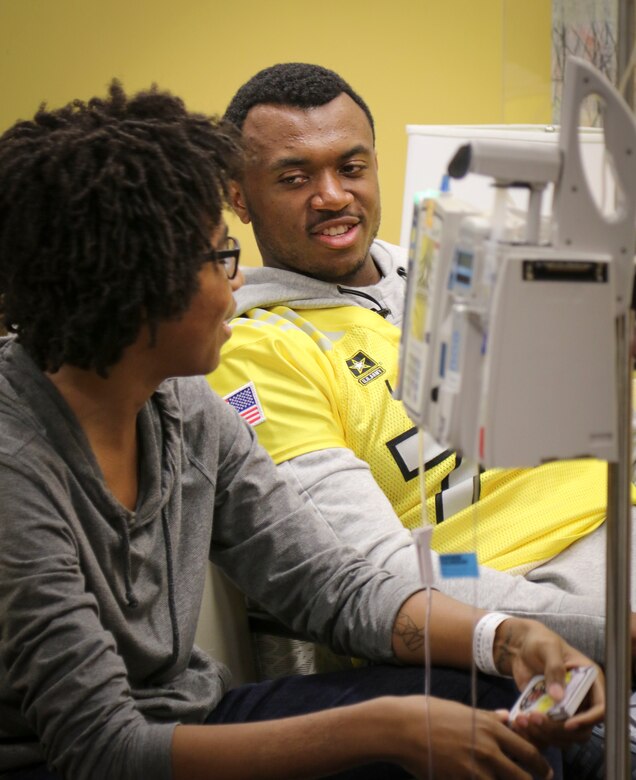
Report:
552,0,619,124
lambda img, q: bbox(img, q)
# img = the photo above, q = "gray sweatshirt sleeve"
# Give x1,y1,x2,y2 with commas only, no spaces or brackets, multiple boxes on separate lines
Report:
0,462,175,780
276,447,606,662
207,406,420,663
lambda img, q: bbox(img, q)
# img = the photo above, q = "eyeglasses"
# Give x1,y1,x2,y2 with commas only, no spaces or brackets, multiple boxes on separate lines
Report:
204,236,241,280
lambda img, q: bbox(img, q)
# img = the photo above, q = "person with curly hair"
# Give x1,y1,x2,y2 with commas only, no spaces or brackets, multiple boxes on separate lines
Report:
0,81,602,780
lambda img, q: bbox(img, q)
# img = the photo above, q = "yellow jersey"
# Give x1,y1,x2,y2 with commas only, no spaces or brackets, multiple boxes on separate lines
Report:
209,303,626,573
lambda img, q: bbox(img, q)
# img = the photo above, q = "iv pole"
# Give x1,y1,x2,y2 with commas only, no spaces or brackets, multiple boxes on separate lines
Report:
605,306,633,779
605,0,634,780
606,5,634,771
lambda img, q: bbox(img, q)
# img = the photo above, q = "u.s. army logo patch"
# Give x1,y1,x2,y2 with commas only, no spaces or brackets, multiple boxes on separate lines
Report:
345,350,385,385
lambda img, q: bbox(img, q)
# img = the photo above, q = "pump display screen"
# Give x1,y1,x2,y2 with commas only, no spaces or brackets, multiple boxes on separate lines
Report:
456,251,473,269
452,250,474,288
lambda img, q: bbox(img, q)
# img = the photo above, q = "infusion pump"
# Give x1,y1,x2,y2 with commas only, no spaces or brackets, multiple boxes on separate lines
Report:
396,56,636,469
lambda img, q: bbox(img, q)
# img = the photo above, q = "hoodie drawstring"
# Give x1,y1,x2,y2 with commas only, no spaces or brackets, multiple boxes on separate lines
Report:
336,285,391,318
119,509,182,678
151,509,181,679
118,509,181,679
118,514,139,609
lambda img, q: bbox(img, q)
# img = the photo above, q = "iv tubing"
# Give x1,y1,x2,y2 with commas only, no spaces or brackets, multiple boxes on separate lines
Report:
417,427,434,780
469,486,480,780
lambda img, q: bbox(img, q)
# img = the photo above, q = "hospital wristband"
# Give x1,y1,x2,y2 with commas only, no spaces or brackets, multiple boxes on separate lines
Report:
473,612,513,677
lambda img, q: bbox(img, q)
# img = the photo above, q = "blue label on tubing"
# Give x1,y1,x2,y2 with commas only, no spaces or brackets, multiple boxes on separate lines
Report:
439,552,479,579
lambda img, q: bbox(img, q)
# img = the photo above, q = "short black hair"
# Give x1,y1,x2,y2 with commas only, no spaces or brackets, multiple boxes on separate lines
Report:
225,62,375,139
0,81,241,375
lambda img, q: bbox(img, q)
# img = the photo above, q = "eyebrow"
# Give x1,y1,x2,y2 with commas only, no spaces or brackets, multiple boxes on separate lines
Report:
270,144,373,172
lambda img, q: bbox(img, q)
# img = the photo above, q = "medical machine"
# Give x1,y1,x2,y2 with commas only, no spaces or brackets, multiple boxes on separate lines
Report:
398,57,636,469
397,55,636,779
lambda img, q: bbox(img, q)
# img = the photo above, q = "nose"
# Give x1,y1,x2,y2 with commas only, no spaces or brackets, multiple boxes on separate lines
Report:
230,268,244,292
310,171,354,211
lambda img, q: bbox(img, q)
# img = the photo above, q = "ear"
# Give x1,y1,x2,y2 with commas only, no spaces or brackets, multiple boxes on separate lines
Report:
374,150,379,172
230,181,251,225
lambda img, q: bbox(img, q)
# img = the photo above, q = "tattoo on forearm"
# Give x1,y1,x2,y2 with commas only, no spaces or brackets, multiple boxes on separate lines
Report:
495,626,515,673
394,612,425,652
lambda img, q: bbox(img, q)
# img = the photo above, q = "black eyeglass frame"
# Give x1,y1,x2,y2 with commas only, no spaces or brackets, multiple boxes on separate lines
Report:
205,236,241,279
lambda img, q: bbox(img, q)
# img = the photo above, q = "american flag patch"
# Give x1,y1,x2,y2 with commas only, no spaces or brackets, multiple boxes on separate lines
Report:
223,381,266,427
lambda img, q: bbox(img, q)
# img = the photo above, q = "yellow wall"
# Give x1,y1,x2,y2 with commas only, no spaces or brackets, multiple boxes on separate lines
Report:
0,0,551,266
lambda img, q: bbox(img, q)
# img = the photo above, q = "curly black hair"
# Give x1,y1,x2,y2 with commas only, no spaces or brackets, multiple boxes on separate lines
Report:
224,63,375,139
0,80,241,375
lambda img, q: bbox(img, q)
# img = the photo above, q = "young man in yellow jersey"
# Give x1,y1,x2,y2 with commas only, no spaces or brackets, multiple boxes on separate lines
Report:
208,63,636,670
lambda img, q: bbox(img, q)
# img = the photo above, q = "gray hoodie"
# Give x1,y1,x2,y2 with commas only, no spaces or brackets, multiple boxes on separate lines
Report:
235,239,408,323
0,337,417,779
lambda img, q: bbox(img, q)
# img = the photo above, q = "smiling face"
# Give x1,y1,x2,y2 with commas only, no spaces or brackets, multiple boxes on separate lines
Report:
149,222,240,379
233,93,382,286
